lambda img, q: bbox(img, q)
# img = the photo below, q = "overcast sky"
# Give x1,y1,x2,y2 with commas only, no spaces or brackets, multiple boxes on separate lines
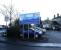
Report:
0,0,61,25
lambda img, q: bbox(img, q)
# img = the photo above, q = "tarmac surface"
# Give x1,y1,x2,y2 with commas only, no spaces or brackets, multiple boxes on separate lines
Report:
0,30,61,50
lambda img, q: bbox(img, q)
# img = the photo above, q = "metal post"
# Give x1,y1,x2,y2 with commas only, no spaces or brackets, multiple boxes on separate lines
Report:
23,24,24,39
39,13,40,27
39,13,40,38
34,25,35,40
28,24,29,39
6,21,7,34
34,30,35,40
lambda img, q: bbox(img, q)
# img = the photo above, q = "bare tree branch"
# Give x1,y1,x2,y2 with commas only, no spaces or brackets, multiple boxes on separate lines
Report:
0,4,18,26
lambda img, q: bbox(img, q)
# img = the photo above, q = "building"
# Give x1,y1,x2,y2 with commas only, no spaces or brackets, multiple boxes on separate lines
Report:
51,13,61,30
52,13,61,25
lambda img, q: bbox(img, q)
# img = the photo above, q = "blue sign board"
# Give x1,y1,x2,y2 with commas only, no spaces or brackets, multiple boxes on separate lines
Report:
19,12,40,24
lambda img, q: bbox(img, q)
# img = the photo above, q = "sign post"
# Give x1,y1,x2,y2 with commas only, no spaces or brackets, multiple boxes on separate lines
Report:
5,16,9,34
19,12,40,39
28,24,29,39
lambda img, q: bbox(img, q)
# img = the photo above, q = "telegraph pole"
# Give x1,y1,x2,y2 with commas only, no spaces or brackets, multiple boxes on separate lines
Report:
10,0,12,26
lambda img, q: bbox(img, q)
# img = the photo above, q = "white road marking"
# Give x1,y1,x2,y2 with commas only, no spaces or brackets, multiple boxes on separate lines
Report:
29,43,61,47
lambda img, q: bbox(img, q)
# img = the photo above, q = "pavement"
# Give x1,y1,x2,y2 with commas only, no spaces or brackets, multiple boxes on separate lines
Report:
0,30,61,50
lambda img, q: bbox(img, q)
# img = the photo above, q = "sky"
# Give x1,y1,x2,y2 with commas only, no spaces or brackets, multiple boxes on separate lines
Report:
0,0,61,25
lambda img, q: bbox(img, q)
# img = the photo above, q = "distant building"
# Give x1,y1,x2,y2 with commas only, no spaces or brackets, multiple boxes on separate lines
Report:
42,18,52,29
52,13,61,25
51,13,61,30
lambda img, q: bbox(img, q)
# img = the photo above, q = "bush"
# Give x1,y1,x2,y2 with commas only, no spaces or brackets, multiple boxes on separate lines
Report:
7,19,20,38
6,19,31,38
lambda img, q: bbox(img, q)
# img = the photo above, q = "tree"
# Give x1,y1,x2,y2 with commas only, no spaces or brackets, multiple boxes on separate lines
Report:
7,18,32,38
44,17,50,24
0,4,19,38
0,4,18,26
7,19,20,38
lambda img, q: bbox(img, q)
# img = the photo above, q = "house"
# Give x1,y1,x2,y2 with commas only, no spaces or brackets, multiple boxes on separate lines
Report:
52,13,61,25
51,13,61,30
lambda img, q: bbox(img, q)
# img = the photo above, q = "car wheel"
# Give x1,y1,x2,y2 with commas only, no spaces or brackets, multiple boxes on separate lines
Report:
35,34,38,38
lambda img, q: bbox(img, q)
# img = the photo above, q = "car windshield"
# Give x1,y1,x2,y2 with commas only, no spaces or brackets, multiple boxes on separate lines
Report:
33,27,42,30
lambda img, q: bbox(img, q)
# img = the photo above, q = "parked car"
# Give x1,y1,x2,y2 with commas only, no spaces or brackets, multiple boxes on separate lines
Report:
0,29,7,37
20,26,46,39
52,25,61,31
43,24,52,30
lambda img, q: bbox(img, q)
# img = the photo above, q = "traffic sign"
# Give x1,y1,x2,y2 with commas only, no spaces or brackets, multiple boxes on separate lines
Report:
19,12,40,24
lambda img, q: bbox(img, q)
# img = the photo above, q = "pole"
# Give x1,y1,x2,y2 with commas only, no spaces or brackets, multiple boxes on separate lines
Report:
6,21,7,34
23,24,24,39
28,24,29,39
10,0,12,26
34,29,35,40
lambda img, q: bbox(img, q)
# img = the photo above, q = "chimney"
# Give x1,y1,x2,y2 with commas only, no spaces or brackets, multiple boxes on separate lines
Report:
57,13,59,17
54,14,55,18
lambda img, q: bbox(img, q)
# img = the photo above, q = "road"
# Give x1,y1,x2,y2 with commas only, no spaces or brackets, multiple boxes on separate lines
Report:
0,42,61,50
0,30,61,50
47,31,61,43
